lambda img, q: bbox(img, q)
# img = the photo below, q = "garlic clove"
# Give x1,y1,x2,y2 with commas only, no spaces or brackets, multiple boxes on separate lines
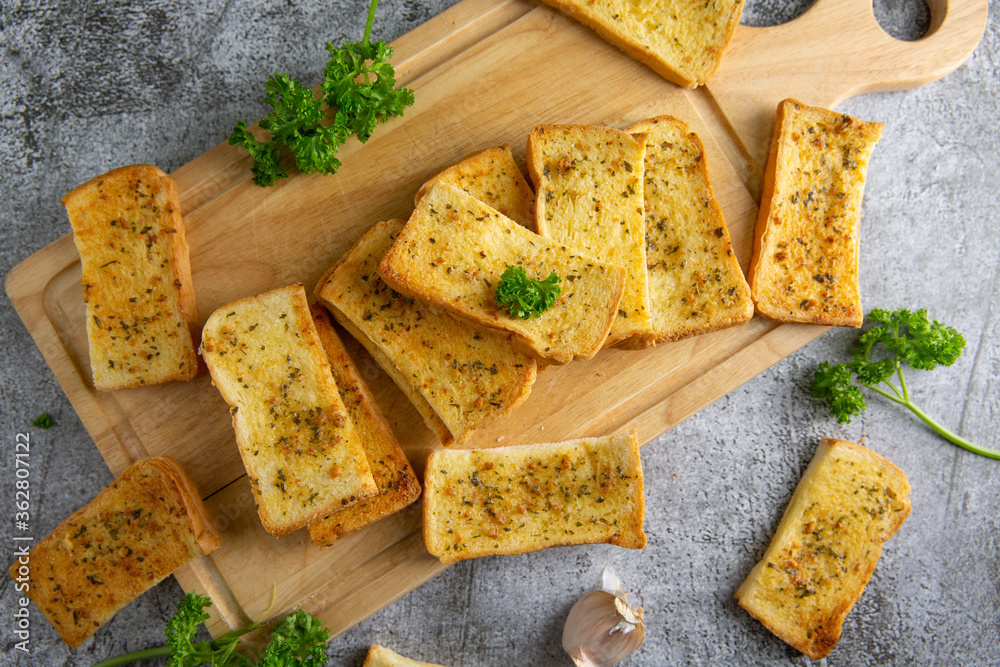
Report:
562,567,645,667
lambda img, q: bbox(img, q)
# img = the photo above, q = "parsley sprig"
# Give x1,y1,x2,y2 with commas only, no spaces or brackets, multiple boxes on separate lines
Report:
811,308,999,459
495,265,562,319
228,0,414,186
93,592,330,666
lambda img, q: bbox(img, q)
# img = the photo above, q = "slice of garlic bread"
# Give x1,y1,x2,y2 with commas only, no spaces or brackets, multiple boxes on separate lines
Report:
315,220,537,446
308,305,421,547
423,430,646,564
416,143,536,231
63,164,199,390
626,115,752,342
540,0,745,88
735,438,910,660
748,99,883,328
378,183,626,365
527,124,654,349
201,284,377,537
364,644,446,667
9,456,220,648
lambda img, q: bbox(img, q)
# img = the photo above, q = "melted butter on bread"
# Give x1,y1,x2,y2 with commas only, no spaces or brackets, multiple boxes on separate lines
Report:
201,284,377,537
735,438,910,660
63,164,199,390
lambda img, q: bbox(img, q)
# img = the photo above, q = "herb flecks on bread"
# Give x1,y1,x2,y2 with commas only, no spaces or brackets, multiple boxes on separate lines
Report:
627,115,752,341
9,456,220,649
541,0,746,87
316,219,537,445
379,182,625,365
63,164,199,390
307,306,421,546
749,99,883,328
423,431,646,563
201,284,378,537
416,143,536,231
735,438,910,660
528,124,654,349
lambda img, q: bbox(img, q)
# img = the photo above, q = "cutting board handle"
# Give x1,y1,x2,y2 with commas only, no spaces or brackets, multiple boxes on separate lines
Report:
705,0,988,173
775,0,988,93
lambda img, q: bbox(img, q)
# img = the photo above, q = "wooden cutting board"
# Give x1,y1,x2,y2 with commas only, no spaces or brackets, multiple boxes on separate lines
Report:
6,0,986,639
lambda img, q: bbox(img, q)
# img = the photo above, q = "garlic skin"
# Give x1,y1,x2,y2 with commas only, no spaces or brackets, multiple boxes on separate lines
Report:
562,567,645,667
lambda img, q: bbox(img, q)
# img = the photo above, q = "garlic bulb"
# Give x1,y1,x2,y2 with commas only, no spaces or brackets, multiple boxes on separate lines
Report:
562,566,645,667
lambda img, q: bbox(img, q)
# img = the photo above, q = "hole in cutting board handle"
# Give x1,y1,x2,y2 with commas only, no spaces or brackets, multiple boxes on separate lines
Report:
873,0,932,41
741,0,932,42
740,0,818,27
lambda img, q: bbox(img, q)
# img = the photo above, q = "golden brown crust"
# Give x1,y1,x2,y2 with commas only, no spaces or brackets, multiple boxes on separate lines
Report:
734,438,910,660
626,115,753,342
8,456,219,648
527,124,654,349
748,99,883,328
201,284,378,537
379,182,626,365
540,0,746,87
315,220,537,445
307,305,422,547
423,430,646,563
63,164,200,390
416,143,536,231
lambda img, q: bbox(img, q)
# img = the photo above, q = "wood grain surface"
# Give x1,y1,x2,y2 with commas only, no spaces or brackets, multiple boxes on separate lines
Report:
5,0,986,640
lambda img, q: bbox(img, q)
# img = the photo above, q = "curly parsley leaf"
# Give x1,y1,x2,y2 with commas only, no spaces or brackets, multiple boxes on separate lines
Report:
230,0,412,186
811,308,998,459
322,38,414,143
495,266,562,319
31,412,54,429
257,610,330,667
228,120,286,187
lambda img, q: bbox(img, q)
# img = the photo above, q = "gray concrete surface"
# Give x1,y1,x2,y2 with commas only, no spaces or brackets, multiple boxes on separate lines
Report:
2,1,998,665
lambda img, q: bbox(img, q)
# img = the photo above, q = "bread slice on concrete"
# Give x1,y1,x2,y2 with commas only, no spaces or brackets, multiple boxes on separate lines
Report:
748,99,884,328
735,438,910,660
540,0,746,88
62,164,199,390
201,284,378,537
626,116,752,342
416,143,536,231
9,456,220,648
315,219,537,446
307,305,421,547
378,182,626,364
423,430,646,564
527,124,654,349
364,644,445,667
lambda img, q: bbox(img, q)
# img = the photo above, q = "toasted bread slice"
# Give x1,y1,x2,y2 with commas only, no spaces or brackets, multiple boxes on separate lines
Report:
626,116,752,341
364,644,446,667
527,125,653,349
416,143,536,231
735,438,910,660
540,0,745,88
378,183,626,365
62,164,199,390
748,99,884,328
423,430,646,564
308,305,421,547
315,220,537,445
201,284,378,537
9,456,220,648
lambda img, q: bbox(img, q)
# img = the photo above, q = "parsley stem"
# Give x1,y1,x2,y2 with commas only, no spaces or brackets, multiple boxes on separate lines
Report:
363,0,379,44
866,384,1000,460
92,624,260,667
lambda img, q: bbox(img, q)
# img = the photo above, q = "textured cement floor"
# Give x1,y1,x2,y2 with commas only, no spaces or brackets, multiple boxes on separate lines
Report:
2,1,999,665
